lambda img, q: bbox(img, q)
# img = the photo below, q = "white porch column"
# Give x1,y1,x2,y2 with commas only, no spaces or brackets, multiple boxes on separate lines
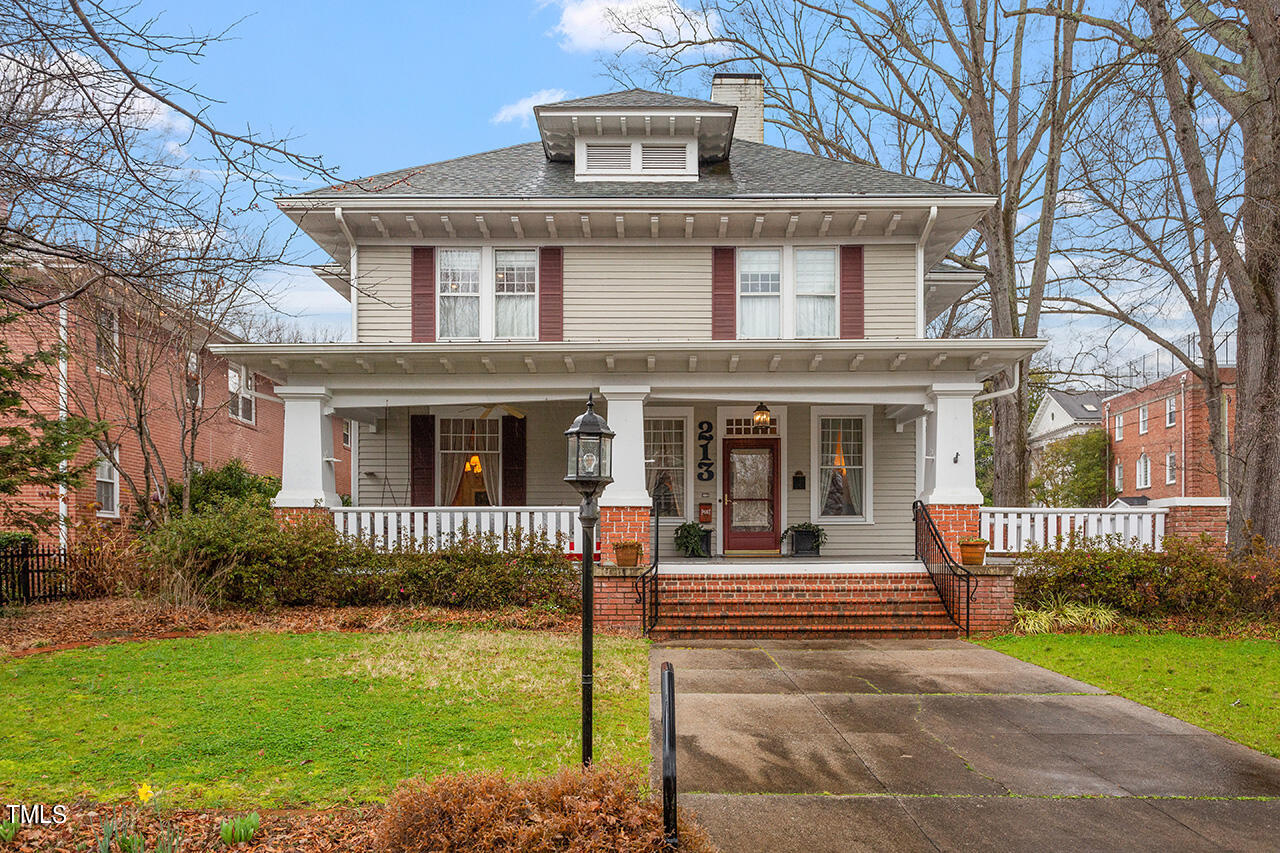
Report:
273,385,340,508
598,385,652,507
921,382,984,505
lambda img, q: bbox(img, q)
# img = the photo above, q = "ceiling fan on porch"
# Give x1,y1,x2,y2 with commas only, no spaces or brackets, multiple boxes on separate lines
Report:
475,403,526,419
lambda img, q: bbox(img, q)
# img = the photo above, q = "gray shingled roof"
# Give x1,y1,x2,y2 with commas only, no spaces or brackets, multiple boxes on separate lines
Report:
300,140,975,200
539,88,728,110
1048,389,1105,422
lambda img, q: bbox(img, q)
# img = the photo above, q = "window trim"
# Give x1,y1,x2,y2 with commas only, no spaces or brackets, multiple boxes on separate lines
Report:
1115,461,1124,491
1114,414,1124,441
95,448,120,518
1165,396,1177,427
1166,451,1177,485
644,407,695,523
1136,453,1151,490
342,418,351,449
228,363,257,425
435,412,503,506
96,307,120,372
437,246,539,342
810,405,874,524
1139,405,1149,434
736,246,840,341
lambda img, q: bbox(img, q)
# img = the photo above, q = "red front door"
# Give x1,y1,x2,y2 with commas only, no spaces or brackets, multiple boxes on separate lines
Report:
723,437,781,553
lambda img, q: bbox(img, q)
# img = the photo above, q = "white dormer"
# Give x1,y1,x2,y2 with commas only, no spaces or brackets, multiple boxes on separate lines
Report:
575,137,698,182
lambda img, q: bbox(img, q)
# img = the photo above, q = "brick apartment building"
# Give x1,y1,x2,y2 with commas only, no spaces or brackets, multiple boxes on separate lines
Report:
7,290,351,545
1105,368,1234,504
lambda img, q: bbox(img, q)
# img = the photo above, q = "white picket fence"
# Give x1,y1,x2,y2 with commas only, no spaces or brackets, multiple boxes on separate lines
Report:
331,506,587,554
980,507,1167,553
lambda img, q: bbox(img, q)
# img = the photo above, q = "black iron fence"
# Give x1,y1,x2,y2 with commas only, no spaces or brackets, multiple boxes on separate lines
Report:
912,501,973,635
0,544,72,605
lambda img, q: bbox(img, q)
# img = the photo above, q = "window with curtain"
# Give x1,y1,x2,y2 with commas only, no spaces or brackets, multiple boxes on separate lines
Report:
737,249,780,338
96,452,118,516
438,249,481,339
794,248,837,337
644,417,686,518
439,418,501,506
818,416,865,517
494,249,537,339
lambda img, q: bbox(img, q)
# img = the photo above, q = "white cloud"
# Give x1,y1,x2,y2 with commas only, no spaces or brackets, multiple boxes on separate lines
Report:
491,88,572,127
549,0,718,54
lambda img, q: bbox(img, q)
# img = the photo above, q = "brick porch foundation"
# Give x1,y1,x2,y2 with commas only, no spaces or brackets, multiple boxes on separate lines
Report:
593,566,646,632
965,564,1015,632
597,505,652,566
272,505,331,525
1157,498,1229,549
926,503,981,555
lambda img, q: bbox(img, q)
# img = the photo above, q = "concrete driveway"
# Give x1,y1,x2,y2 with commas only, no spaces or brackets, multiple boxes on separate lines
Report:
649,639,1280,852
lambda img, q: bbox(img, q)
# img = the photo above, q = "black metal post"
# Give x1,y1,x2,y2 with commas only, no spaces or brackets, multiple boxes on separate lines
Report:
580,495,599,767
661,661,678,848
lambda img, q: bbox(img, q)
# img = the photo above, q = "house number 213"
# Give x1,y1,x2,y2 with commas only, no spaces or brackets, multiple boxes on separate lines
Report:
696,420,715,481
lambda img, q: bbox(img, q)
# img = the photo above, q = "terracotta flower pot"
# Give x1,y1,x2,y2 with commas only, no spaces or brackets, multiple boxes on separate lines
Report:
958,540,988,567
613,542,643,568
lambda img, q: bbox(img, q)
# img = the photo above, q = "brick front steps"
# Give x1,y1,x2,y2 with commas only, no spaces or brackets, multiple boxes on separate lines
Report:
648,572,961,640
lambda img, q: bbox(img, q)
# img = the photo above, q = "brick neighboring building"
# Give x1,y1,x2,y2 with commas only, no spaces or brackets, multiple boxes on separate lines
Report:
6,292,351,545
1105,368,1234,504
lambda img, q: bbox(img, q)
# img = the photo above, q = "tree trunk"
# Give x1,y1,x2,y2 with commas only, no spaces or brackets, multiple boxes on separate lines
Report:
1230,283,1280,548
990,366,1031,506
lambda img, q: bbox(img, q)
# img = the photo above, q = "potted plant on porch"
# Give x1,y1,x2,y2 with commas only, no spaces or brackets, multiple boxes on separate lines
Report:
958,537,989,566
673,522,712,558
782,522,827,557
612,539,644,568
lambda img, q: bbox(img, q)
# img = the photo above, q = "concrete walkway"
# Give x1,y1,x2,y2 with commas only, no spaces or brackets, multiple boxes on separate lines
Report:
649,639,1280,852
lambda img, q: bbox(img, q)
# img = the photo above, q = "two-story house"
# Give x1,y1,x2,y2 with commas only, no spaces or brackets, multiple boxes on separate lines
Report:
212,76,1041,636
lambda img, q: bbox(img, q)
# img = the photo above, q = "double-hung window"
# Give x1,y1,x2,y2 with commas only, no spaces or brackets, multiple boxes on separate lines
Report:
342,419,351,449
794,249,837,337
1115,462,1124,491
184,351,202,408
96,308,119,370
737,249,781,338
494,249,537,339
1166,451,1177,484
438,417,501,506
1136,453,1151,489
1139,405,1149,434
228,365,255,424
1114,414,1124,441
813,410,869,520
438,249,482,340
1165,396,1177,426
644,416,688,519
96,450,119,517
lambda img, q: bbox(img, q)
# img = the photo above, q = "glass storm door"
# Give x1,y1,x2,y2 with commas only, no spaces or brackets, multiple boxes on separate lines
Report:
723,438,780,553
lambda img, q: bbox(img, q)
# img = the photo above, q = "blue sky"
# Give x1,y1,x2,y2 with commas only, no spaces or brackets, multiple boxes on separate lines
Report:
165,0,680,333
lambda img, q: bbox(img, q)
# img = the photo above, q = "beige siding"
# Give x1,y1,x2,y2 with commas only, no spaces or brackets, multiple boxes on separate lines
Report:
563,246,712,340
355,246,412,342
863,244,917,338
524,401,591,506
355,407,412,505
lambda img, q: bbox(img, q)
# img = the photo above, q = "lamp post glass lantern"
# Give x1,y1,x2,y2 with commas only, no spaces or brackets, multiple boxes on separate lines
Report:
564,393,614,767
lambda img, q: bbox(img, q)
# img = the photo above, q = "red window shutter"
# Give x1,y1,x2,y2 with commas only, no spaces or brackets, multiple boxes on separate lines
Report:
839,245,865,339
410,414,435,505
712,247,736,340
538,247,564,341
501,415,527,505
411,247,435,343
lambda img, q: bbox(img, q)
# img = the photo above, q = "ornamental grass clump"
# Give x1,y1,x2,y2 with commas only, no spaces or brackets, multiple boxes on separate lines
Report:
376,765,715,853
1013,593,1120,635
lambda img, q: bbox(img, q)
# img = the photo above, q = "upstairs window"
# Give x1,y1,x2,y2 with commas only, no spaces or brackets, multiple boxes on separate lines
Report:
184,351,202,407
438,249,482,340
1136,453,1151,489
1114,414,1124,441
96,308,119,370
494,249,537,339
1166,396,1177,426
1139,405,1149,434
437,248,538,341
795,249,837,338
1166,451,1177,484
228,365,255,424
737,249,781,338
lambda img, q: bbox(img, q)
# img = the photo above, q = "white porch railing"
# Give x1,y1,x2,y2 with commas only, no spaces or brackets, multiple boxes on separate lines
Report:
331,506,587,554
980,507,1167,553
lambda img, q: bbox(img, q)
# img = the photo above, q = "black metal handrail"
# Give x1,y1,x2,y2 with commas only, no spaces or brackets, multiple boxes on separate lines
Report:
633,507,660,635
912,501,974,635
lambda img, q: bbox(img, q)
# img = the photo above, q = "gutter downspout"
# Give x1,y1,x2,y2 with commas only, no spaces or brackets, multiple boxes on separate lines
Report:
58,300,69,549
1180,375,1187,498
973,360,1021,403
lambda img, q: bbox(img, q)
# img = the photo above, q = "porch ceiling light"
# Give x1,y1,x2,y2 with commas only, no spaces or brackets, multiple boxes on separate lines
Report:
753,402,771,428
564,393,614,500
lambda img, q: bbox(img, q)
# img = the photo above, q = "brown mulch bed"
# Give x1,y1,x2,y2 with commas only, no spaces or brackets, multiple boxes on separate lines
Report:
0,597,584,656
7,802,381,852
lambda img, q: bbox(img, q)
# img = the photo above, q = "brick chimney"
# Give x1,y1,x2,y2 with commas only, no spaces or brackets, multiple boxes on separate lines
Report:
710,73,764,144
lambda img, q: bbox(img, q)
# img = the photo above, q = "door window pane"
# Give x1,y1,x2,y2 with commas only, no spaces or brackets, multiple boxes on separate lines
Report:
795,248,837,337
819,417,865,517
729,447,774,530
438,249,481,339
495,249,536,338
738,249,780,338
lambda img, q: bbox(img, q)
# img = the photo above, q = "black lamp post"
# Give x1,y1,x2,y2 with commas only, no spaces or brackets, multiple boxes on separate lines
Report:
564,393,614,767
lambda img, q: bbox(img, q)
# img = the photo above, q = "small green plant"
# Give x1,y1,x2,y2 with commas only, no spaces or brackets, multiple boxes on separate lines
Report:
1013,594,1120,634
155,826,181,853
119,833,145,853
673,522,709,557
0,819,19,842
781,522,828,548
95,819,118,853
219,812,260,846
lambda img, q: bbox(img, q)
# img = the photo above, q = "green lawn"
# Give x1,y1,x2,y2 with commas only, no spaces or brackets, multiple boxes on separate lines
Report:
979,632,1280,758
0,630,649,807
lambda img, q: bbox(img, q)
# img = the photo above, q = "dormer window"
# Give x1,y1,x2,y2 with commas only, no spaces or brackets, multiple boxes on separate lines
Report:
575,138,697,182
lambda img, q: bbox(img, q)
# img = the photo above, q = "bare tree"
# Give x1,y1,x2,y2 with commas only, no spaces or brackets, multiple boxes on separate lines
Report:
1025,2,1278,547
0,0,334,314
607,0,1111,505
1047,62,1236,495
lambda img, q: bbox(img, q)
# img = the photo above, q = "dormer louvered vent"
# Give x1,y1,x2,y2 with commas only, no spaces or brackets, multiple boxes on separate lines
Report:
584,143,631,172
575,138,697,182
641,143,688,171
